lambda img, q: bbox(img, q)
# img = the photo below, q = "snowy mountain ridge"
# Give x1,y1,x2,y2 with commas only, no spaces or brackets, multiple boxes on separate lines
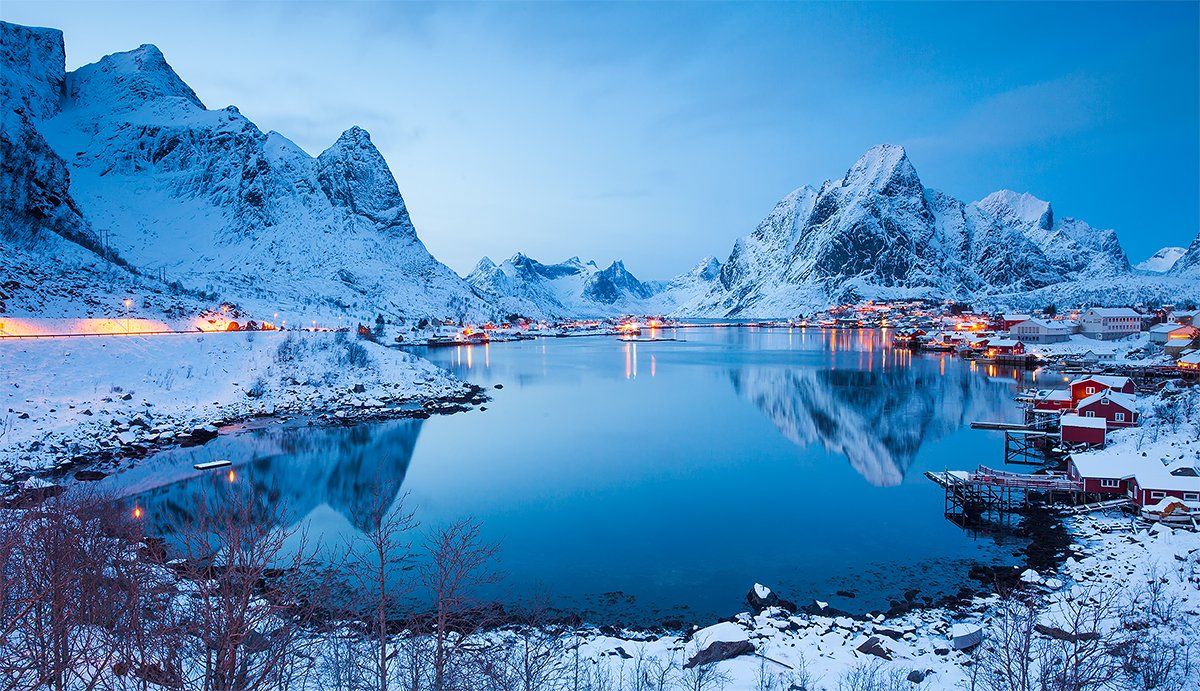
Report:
2,21,489,324
674,145,1194,317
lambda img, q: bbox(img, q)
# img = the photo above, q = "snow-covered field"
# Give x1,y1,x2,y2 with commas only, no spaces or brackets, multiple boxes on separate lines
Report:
0,330,475,481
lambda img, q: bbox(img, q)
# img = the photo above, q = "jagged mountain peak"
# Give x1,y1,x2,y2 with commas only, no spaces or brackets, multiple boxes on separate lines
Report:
838,144,921,197
67,41,204,112
473,256,497,274
977,190,1053,231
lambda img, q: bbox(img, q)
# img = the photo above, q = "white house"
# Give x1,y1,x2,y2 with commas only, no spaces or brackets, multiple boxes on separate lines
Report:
1080,308,1142,340
1009,318,1074,343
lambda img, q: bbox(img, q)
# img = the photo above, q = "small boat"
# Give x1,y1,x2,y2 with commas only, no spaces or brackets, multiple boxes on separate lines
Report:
194,459,232,471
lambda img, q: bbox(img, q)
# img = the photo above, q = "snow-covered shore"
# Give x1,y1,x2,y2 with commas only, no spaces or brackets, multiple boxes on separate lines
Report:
0,330,480,484
556,511,1198,689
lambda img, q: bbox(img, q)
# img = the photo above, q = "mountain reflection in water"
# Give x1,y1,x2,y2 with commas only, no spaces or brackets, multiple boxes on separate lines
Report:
114,327,1043,625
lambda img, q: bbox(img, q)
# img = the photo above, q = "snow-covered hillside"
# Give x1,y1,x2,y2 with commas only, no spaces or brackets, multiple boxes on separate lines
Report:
1169,231,1200,278
1134,246,1188,273
679,145,1167,317
1,21,489,324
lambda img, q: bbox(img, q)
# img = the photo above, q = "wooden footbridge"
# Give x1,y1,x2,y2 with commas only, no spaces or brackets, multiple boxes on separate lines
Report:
925,466,1084,527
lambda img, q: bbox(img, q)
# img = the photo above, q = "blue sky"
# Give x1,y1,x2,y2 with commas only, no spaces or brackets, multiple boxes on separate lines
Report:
4,1,1197,278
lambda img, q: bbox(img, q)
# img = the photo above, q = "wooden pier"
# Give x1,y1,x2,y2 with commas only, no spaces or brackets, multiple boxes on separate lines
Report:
925,466,1083,527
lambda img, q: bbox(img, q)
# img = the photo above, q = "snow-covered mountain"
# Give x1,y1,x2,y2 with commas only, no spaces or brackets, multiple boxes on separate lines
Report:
680,144,1142,317
2,21,488,323
465,254,659,319
1169,232,1200,279
1133,246,1188,274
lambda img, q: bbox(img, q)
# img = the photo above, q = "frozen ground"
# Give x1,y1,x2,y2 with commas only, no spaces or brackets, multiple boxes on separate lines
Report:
0,330,474,481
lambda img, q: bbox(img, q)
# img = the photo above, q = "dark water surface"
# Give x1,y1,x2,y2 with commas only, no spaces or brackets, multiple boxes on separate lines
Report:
112,327,1052,626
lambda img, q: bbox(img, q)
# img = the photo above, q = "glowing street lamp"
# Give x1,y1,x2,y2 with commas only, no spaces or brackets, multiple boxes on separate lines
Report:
123,297,133,333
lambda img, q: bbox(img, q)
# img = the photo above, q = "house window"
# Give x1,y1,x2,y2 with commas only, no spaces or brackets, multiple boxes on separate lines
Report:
1185,493,1199,501
1100,479,1120,488
1115,412,1125,422
1086,386,1096,394
1086,411,1095,418
1150,491,1166,499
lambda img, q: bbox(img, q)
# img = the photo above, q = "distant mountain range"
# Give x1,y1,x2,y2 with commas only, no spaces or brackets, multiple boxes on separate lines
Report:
3,20,1197,324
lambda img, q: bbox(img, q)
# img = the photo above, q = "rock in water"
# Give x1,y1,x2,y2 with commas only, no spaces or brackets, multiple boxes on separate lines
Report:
747,582,797,613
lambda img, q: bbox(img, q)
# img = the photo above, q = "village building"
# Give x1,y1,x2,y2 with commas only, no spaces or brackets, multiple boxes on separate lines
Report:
1172,308,1200,326
1178,350,1200,380
1069,454,1200,508
1069,375,1134,404
1076,389,1139,428
1067,454,1131,496
1079,307,1142,340
1128,460,1200,507
1148,322,1199,345
1060,413,1106,447
1009,318,1074,343
1030,388,1073,411
1001,313,1031,330
982,338,1024,358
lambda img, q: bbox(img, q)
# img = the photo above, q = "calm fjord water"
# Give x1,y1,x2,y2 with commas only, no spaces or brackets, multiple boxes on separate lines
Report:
120,327,1041,626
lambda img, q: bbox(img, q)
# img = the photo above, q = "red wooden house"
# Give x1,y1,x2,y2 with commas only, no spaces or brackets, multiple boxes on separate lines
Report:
1067,454,1130,496
1076,390,1138,428
1069,375,1134,406
1060,414,1106,446
1030,389,1073,411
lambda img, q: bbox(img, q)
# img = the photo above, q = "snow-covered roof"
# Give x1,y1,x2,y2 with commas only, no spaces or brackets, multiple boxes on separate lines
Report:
987,339,1021,347
1178,351,1200,365
1134,460,1200,493
1149,323,1190,334
1077,389,1137,411
1071,375,1131,389
1070,452,1135,480
1086,307,1141,318
1012,318,1073,332
1003,313,1030,321
1037,389,1073,402
1062,413,1106,430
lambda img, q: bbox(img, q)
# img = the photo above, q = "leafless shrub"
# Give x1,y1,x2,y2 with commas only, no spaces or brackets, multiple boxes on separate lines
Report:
1035,586,1125,691
978,596,1039,691
835,658,907,691
677,657,732,691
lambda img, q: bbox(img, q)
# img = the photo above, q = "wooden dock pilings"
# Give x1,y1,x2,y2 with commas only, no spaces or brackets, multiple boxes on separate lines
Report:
925,467,1084,528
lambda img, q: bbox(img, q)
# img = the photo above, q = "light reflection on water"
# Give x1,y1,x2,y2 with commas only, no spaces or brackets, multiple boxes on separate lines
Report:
112,327,1049,626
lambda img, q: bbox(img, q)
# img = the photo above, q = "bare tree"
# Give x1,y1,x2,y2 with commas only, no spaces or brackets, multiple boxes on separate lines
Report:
0,491,141,691
483,596,572,691
420,517,501,691
1035,586,1123,691
343,489,419,691
171,484,328,691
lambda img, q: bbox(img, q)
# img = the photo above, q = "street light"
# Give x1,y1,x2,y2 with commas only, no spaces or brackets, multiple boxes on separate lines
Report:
123,298,133,333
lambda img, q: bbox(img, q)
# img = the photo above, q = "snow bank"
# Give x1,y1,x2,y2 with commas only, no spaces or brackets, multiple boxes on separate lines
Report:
0,331,472,479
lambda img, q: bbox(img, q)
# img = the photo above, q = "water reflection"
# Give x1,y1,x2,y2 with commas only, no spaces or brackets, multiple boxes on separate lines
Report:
114,419,423,535
109,328,1041,624
728,358,1023,486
